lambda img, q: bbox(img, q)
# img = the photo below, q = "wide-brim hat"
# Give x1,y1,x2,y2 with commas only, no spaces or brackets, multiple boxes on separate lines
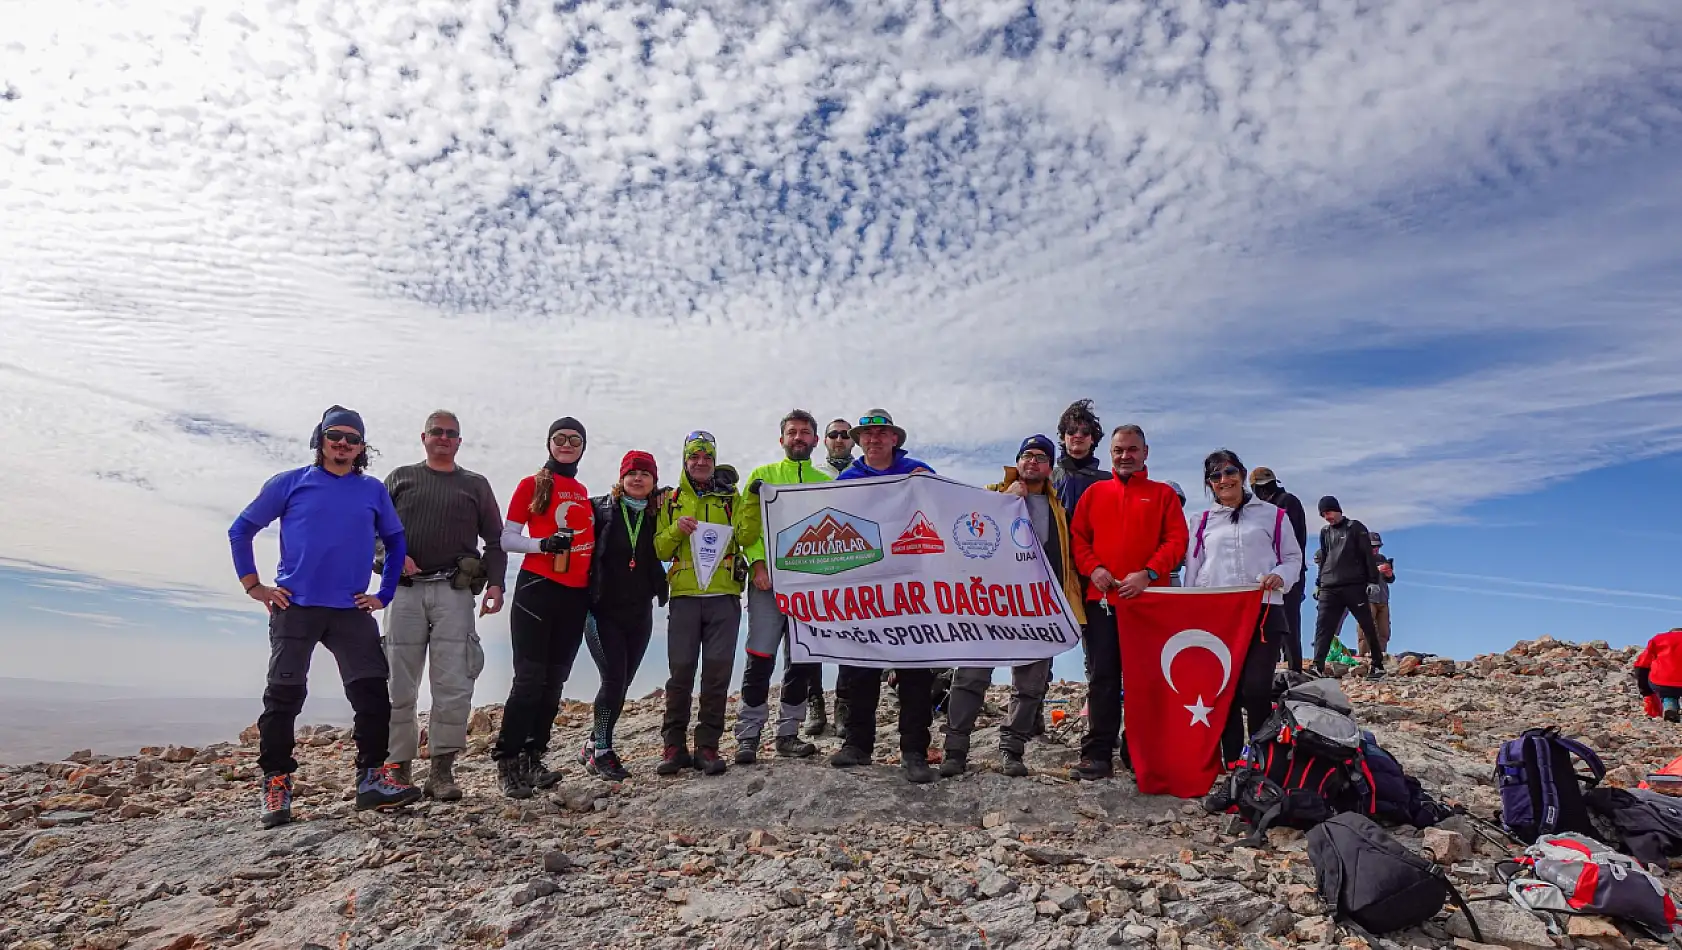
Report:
854,409,906,446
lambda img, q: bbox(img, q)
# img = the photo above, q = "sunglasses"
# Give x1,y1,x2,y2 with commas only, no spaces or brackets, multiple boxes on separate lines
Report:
550,434,584,447
1018,452,1051,464
322,430,364,446
1206,465,1243,481
685,430,716,444
426,427,460,439
857,415,892,427
826,430,852,440
1066,427,1098,438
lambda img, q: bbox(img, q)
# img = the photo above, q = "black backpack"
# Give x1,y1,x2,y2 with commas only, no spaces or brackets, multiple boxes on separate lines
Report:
1309,814,1482,941
1206,679,1374,845
1361,732,1451,828
1584,786,1682,869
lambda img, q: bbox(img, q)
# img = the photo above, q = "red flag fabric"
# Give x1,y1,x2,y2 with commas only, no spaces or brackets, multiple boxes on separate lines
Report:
1115,587,1264,798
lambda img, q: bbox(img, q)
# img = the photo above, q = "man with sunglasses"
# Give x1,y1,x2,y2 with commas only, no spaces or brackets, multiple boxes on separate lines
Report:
733,409,829,765
822,419,855,478
940,436,1088,778
832,410,941,782
1053,399,1109,521
230,405,421,828
377,410,507,801
654,430,762,776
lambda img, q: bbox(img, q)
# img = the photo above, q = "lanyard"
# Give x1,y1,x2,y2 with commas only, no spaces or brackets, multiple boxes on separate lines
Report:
621,501,647,569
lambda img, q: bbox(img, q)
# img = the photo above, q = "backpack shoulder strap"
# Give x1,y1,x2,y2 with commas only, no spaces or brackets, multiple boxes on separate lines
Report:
1554,736,1607,783
1194,511,1210,559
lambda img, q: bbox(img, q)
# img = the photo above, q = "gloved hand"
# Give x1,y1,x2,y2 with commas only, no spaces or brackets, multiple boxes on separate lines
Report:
539,529,574,554
747,478,764,496
1366,583,1383,601
1312,587,1321,601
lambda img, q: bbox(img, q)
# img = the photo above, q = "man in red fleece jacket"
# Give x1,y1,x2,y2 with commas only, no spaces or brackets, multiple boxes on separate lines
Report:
1068,424,1189,780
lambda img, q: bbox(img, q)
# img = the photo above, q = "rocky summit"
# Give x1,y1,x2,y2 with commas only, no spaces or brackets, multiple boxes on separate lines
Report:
2,636,1679,950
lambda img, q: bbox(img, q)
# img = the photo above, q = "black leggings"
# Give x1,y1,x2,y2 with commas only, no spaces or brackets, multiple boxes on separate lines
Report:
1221,606,1290,765
584,601,654,752
494,570,590,762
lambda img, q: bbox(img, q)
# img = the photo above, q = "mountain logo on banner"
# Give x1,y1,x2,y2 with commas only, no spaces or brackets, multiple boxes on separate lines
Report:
891,511,945,555
952,511,1001,559
776,508,884,576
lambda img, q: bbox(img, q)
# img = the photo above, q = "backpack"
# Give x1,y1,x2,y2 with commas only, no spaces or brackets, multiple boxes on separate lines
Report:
1309,813,1482,940
1501,833,1678,938
1495,728,1606,844
1361,732,1451,828
1584,786,1682,869
1206,679,1375,845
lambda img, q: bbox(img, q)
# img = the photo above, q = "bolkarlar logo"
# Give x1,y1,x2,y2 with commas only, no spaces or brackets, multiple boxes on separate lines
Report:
775,508,885,576
952,511,1001,559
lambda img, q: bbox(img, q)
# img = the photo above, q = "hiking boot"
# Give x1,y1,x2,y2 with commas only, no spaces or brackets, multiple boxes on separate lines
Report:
1311,663,1329,678
830,745,870,768
588,749,631,782
259,772,293,829
696,748,728,776
938,752,967,778
1069,758,1114,781
656,746,693,776
804,696,829,737
734,743,758,766
1000,751,1029,777
522,752,564,790
387,761,413,788
775,735,817,758
902,754,935,784
355,765,423,811
1666,708,1680,724
424,753,462,802
578,737,595,767
497,758,534,799
1366,667,1387,680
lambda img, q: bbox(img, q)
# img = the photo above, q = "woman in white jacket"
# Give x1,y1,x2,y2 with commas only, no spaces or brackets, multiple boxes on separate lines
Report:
1182,449,1305,766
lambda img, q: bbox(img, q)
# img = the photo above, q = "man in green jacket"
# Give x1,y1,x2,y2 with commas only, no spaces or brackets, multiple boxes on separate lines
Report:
653,431,762,776
732,410,830,764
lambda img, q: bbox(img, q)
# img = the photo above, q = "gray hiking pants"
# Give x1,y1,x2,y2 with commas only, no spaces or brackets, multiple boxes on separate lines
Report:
662,596,741,751
734,586,815,743
941,659,1051,756
382,581,484,762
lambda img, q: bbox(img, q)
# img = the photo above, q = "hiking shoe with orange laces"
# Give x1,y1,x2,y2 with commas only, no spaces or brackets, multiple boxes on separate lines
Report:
354,764,422,811
260,772,293,829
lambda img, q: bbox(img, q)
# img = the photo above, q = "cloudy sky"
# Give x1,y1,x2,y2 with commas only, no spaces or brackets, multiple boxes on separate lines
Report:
3,0,1681,702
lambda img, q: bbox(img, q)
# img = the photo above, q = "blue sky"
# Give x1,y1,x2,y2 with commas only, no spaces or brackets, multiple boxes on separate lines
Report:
2,0,1681,700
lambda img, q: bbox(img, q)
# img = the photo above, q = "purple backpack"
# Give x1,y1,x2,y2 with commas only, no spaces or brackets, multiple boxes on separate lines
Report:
1495,728,1606,844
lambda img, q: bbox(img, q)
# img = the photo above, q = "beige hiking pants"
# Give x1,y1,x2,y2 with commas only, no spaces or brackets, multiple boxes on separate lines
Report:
382,582,484,761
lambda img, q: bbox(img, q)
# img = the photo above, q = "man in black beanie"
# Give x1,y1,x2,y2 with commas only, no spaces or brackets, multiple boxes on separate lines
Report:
1310,496,1387,679
1250,467,1308,672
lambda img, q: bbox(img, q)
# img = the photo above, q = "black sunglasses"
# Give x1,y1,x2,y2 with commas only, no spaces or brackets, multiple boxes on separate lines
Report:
426,427,460,439
550,433,584,447
826,430,852,440
1206,465,1243,481
322,430,364,446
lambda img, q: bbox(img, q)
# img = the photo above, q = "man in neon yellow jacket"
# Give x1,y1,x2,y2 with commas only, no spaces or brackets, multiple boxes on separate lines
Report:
730,410,832,765
653,431,761,776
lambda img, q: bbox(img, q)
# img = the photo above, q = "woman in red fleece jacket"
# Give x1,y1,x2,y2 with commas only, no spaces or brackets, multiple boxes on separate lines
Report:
1067,424,1189,781
1634,627,1682,721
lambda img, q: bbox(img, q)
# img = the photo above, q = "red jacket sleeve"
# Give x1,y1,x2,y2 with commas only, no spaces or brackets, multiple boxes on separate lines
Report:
1636,646,1653,670
1145,485,1189,581
1072,484,1101,578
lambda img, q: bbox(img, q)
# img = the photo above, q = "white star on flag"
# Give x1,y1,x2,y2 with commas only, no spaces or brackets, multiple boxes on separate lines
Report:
1184,695,1214,728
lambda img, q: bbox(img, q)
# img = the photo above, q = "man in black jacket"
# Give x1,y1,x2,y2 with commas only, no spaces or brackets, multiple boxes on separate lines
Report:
1052,399,1109,520
1251,467,1308,672
1311,496,1387,679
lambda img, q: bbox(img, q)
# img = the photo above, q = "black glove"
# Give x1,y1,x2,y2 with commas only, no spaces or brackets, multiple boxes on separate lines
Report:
747,478,764,496
713,465,739,494
539,529,574,554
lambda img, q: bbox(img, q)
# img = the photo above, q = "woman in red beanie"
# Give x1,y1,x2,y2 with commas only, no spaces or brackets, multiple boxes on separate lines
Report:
578,450,669,780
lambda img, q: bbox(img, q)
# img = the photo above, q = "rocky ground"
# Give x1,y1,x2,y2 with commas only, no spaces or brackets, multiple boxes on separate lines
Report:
2,636,1680,950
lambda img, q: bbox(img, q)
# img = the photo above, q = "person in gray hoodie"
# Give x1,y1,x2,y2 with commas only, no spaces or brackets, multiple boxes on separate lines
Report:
1311,496,1386,679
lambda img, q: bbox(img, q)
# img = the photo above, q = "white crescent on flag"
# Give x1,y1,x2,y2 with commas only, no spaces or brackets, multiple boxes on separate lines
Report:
1160,628,1233,695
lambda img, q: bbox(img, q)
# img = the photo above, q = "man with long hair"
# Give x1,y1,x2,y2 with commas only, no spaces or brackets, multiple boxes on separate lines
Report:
229,405,421,828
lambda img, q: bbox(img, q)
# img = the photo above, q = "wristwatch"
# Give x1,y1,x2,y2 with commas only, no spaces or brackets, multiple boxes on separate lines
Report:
1145,569,1159,582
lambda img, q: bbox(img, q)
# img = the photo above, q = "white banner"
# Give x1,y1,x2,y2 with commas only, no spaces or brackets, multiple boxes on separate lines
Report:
689,521,733,590
761,473,1083,668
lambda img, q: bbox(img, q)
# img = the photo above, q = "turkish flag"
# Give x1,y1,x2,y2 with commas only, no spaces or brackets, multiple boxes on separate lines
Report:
1115,588,1264,798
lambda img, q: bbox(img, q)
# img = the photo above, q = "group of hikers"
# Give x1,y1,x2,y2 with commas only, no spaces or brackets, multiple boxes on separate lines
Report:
228,400,1399,828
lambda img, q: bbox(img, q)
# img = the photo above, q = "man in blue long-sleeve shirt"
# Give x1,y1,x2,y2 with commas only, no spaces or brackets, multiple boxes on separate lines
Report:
229,405,420,828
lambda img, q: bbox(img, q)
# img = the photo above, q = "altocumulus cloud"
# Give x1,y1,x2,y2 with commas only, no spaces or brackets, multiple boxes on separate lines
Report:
1,0,1681,603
